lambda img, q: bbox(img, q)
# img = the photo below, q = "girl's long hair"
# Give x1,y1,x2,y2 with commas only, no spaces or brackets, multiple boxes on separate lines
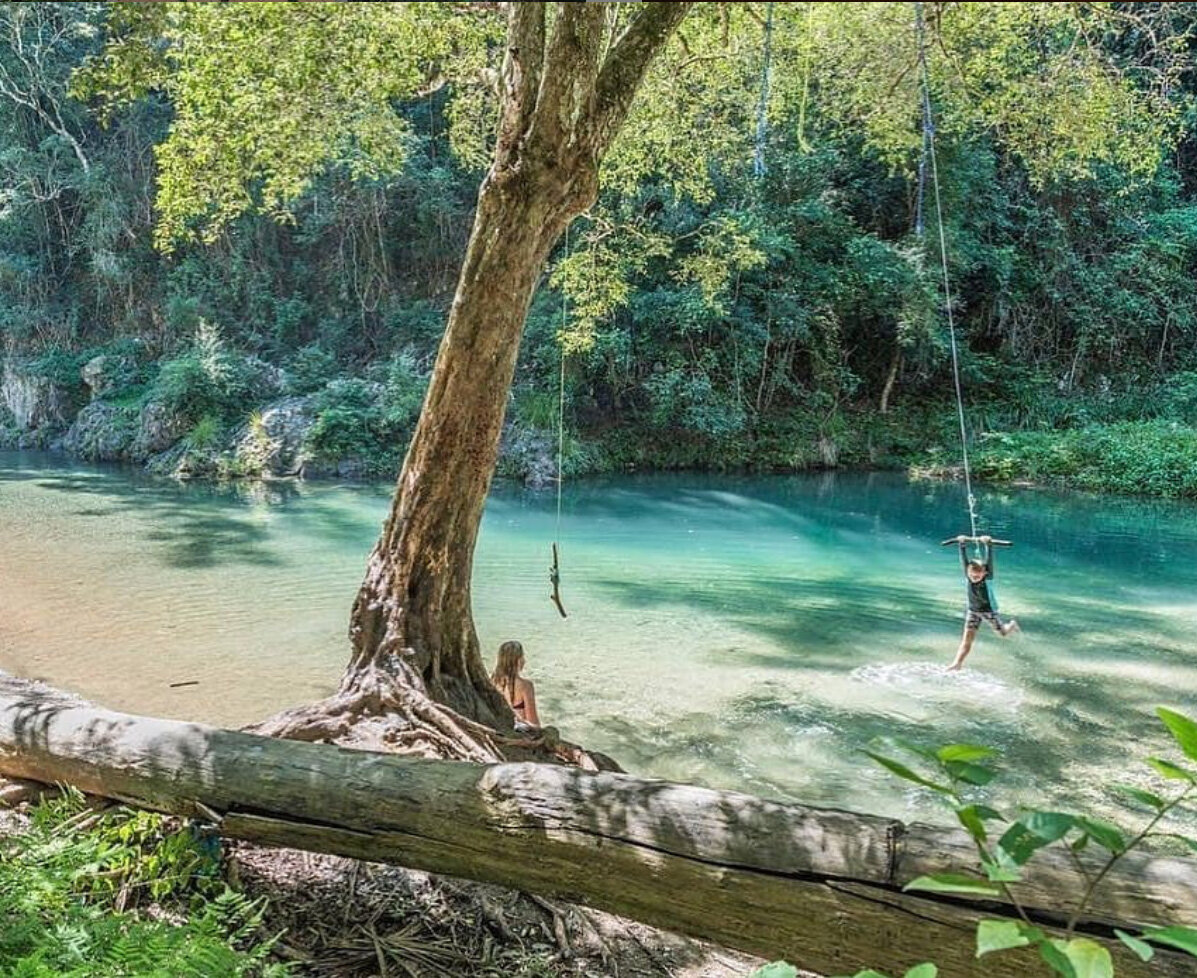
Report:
491,640,524,704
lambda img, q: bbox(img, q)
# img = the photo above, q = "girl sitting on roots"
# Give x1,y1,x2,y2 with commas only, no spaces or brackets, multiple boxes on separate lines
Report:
491,640,541,728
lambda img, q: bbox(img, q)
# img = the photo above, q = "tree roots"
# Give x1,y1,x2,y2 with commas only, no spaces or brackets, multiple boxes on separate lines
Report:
247,649,620,772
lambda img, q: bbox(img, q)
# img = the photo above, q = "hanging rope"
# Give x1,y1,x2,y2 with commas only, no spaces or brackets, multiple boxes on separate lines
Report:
753,1,774,178
550,227,569,619
914,1,978,540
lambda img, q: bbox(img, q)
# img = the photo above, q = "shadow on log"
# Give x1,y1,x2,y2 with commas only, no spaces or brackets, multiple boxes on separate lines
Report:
0,675,1193,978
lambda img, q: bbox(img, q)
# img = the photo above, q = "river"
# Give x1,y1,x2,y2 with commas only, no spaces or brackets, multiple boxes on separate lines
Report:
2,450,1195,825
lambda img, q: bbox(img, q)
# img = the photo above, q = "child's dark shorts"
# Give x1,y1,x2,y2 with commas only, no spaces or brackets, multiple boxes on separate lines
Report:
965,610,1005,632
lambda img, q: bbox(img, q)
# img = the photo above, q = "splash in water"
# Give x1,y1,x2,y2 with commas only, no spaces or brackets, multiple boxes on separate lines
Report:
850,661,1023,713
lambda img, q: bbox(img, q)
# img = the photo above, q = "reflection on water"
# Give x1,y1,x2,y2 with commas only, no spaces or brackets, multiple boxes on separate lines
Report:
2,451,1196,825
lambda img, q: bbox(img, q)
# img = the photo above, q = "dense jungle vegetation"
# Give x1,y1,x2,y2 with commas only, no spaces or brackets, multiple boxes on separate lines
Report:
2,2,1197,496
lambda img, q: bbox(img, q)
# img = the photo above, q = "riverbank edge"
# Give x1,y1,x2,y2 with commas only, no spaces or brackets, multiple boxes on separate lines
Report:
8,419,1197,508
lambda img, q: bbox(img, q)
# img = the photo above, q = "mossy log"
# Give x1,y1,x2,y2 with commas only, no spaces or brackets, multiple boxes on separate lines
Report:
0,675,1193,978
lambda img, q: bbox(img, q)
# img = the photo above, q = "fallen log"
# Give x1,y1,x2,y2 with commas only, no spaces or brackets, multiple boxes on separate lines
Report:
0,675,1193,978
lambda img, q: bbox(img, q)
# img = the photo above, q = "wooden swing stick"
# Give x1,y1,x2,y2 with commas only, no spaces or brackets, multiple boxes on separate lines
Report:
550,542,567,618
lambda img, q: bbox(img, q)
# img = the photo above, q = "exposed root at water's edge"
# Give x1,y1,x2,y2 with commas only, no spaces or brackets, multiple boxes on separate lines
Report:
245,650,622,772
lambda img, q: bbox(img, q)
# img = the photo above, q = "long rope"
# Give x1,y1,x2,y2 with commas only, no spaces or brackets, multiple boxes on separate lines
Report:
555,227,568,544
548,226,569,618
915,1,977,539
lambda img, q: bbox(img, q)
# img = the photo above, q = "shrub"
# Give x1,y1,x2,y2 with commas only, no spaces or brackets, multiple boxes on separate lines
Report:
643,365,747,441
968,421,1197,497
286,343,338,395
149,322,257,427
379,351,428,433
306,377,399,474
510,388,560,430
0,791,289,977
753,708,1197,978
184,413,223,451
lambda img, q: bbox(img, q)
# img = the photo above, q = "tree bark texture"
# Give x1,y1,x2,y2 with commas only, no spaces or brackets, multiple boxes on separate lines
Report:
1,676,1194,978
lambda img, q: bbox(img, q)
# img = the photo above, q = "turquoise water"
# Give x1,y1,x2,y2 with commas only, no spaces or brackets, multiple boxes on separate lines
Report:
2,450,1196,825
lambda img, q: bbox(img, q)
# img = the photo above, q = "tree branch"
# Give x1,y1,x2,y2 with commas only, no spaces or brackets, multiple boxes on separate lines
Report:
527,3,606,159
588,1,693,157
493,1,545,174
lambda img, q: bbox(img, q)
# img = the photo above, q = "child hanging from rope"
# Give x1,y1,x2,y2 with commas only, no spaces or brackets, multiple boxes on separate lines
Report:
948,535,1019,671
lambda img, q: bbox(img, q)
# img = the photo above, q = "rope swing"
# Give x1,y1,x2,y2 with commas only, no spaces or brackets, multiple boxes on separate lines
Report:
913,2,999,553
549,227,569,619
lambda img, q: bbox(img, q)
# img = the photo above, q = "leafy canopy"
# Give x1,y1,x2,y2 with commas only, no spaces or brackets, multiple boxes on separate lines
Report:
78,2,1180,256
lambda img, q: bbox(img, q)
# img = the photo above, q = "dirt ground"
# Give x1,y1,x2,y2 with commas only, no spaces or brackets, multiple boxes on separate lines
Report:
230,840,782,978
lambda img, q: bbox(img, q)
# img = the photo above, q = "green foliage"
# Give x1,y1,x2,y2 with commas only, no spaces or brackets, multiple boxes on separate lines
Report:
801,2,1176,183
1,0,1197,494
185,413,222,452
510,388,560,432
285,344,338,395
377,351,428,431
766,708,1197,978
0,792,288,977
857,708,1197,977
149,322,258,427
304,355,426,475
815,965,937,978
79,3,483,249
306,378,385,463
966,422,1197,498
749,964,799,978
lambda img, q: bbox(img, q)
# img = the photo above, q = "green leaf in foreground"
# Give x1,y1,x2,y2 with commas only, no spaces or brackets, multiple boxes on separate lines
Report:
904,965,937,978
980,856,1022,882
1074,817,1126,854
1147,757,1196,782
903,873,1001,897
1114,930,1154,963
1021,811,1078,842
1142,925,1197,958
1157,707,1197,763
749,963,799,978
936,744,997,764
957,804,1004,844
944,760,996,786
1111,784,1166,812
977,919,1032,956
1061,938,1114,978
1039,939,1079,978
864,752,951,794
997,815,1073,865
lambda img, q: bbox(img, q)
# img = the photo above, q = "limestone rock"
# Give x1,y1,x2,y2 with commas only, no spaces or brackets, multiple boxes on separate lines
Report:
61,402,137,461
131,399,190,459
231,396,315,477
1,362,67,432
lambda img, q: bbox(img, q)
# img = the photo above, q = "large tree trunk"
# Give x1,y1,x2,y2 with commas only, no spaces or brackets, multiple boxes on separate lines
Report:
2,677,1194,978
259,3,693,749
347,174,588,727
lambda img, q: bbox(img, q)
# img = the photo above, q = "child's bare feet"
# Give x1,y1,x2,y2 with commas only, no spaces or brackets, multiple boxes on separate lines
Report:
1004,619,1021,636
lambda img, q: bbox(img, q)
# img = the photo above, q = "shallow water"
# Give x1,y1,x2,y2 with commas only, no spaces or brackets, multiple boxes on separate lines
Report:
2,450,1195,826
